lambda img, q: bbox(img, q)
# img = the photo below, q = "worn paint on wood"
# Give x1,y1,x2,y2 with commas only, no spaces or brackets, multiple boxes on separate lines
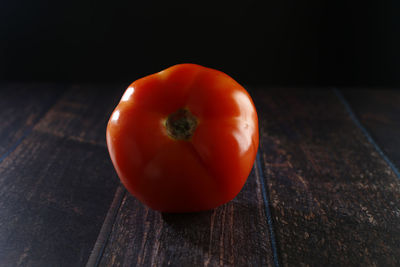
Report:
0,84,122,266
1,84,400,266
97,166,275,266
255,88,400,266
33,83,125,146
0,83,63,159
342,89,400,170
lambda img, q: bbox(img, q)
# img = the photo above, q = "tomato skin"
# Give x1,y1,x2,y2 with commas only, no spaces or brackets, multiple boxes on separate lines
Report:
106,64,259,212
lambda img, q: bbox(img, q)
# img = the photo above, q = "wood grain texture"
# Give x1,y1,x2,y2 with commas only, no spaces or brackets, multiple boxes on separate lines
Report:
0,84,124,266
2,84,400,266
86,185,126,267
0,83,63,158
33,83,125,146
341,89,400,169
97,166,275,266
254,88,400,266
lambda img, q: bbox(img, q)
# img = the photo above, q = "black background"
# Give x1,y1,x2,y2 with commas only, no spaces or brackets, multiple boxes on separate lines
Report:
1,0,399,86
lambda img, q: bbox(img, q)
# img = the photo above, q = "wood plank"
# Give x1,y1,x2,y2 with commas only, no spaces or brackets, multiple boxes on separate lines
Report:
0,82,63,159
0,84,124,266
97,164,275,266
254,88,400,266
34,83,126,146
340,89,400,169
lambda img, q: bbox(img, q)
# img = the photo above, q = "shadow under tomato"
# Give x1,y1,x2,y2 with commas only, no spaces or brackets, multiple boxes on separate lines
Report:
161,210,214,224
159,201,266,265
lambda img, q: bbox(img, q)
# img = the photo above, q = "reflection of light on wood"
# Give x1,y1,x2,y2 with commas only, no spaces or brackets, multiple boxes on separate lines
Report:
121,87,134,101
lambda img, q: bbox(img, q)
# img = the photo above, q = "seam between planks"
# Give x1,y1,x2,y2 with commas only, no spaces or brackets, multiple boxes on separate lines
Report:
86,185,126,267
256,151,280,267
333,88,400,180
0,87,66,164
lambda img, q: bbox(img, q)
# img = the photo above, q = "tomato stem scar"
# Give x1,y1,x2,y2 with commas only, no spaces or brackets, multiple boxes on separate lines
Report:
165,108,198,140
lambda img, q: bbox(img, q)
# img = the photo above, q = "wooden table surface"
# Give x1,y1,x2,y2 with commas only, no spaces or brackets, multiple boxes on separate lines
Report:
0,83,399,267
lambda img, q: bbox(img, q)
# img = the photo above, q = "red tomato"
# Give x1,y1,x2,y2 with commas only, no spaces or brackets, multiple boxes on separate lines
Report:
106,64,259,212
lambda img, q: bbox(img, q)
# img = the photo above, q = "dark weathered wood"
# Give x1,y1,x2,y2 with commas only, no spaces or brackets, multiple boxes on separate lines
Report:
0,83,63,158
33,83,125,147
86,185,126,267
254,88,400,266
97,165,275,266
2,84,400,266
341,89,400,169
0,84,124,266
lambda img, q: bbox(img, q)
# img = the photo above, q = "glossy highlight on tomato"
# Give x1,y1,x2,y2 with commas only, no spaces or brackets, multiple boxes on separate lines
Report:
106,64,259,212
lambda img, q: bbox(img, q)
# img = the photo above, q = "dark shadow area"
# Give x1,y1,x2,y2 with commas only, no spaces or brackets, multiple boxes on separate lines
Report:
161,210,214,225
1,0,399,87
160,201,270,266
